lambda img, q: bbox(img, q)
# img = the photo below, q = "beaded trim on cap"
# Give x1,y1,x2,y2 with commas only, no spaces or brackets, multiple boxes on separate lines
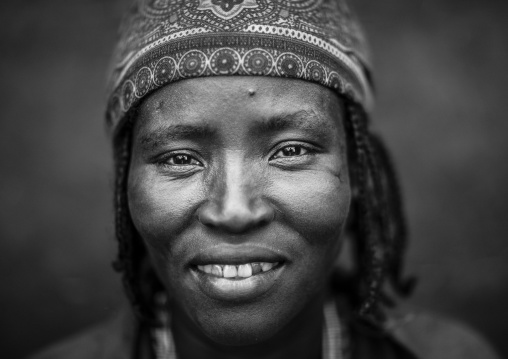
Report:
106,0,374,135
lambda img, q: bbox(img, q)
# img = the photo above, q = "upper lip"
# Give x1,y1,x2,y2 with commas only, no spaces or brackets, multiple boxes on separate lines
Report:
189,244,288,266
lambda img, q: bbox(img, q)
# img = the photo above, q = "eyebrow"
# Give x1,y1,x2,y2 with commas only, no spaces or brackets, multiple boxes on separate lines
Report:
253,110,334,137
139,123,216,151
138,110,336,150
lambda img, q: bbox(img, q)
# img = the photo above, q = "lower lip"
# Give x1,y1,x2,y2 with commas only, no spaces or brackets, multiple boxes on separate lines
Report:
190,264,284,302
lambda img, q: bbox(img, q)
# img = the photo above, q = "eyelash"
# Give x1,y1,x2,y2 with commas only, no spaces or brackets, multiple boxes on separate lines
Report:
157,151,203,169
269,143,317,161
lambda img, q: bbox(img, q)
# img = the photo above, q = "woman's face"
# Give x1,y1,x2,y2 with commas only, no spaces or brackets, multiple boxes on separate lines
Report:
128,76,351,345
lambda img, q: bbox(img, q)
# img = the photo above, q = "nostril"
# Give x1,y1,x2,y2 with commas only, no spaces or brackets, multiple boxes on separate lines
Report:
253,205,275,225
197,200,275,233
197,204,221,228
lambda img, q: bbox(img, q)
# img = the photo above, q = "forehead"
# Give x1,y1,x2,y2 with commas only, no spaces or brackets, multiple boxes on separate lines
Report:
135,76,345,137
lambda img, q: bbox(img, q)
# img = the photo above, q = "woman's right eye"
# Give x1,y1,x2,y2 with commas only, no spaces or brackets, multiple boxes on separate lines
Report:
158,153,203,169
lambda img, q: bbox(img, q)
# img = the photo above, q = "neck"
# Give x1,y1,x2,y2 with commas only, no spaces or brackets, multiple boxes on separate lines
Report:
171,296,325,359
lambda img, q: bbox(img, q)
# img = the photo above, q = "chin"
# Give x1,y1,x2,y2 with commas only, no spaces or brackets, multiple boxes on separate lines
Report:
166,261,329,347
195,304,291,346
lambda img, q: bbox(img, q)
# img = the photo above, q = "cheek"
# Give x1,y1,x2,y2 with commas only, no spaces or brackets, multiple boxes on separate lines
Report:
266,168,351,306
127,166,203,256
269,169,351,253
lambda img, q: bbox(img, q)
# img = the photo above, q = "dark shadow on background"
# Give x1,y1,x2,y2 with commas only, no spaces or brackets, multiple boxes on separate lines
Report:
1,0,507,358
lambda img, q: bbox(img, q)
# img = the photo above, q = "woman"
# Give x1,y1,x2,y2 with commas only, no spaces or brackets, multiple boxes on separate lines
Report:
33,0,498,358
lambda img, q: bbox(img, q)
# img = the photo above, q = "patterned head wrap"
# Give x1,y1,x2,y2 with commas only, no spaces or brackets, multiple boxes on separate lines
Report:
106,0,373,135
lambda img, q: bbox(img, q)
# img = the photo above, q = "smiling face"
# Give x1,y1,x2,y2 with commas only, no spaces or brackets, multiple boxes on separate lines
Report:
127,76,351,345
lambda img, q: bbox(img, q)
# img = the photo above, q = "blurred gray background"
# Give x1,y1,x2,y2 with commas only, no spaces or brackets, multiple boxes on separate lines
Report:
1,0,507,358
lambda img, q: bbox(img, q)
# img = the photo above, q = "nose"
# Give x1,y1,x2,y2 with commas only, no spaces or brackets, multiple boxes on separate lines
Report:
197,159,275,234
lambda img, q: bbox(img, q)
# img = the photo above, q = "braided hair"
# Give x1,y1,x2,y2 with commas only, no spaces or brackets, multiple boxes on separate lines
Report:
111,100,415,327
341,102,416,324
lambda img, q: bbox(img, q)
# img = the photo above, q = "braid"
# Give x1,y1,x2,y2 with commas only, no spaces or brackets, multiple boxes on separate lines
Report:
346,102,385,323
344,102,415,325
112,118,160,325
370,135,416,296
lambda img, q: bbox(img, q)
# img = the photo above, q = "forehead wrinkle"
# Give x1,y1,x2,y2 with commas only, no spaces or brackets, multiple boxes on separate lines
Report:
139,123,216,151
254,110,334,136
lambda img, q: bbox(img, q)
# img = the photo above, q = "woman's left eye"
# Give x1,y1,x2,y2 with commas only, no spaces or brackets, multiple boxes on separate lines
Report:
271,145,310,159
171,154,199,165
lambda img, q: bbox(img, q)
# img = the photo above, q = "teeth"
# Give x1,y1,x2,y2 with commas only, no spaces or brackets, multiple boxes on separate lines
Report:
198,262,278,278
223,265,237,278
211,265,222,277
261,262,275,272
251,263,262,274
238,264,252,278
